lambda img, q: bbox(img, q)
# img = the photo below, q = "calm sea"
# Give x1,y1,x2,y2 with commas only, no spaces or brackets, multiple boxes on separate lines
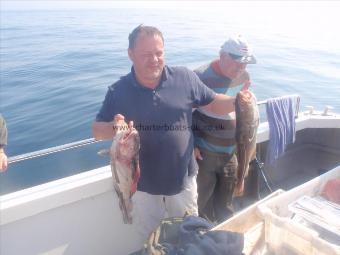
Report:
1,5,340,194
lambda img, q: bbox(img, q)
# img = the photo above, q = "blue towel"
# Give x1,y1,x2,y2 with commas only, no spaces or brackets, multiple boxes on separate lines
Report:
265,96,296,165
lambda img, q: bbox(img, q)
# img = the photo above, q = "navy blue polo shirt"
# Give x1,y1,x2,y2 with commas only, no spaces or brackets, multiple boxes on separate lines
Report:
96,65,215,195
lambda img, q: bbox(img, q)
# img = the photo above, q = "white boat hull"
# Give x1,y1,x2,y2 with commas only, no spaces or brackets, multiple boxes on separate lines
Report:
1,112,340,255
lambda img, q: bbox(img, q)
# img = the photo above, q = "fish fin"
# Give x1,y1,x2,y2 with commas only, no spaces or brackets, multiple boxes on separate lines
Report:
130,160,140,196
97,149,110,156
237,143,248,181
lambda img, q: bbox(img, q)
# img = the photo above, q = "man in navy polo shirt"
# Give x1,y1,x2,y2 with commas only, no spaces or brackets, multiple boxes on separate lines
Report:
92,25,235,243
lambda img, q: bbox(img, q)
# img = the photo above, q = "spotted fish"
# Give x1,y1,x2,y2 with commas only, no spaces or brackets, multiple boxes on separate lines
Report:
234,90,259,196
109,120,140,224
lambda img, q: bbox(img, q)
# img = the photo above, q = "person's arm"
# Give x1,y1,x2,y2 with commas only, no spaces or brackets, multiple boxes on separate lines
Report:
92,114,126,141
206,78,251,114
93,86,122,141
189,69,235,115
0,146,8,172
202,93,235,115
92,121,116,141
0,115,8,172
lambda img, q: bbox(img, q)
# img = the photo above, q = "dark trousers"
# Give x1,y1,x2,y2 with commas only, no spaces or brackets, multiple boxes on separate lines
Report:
196,151,238,223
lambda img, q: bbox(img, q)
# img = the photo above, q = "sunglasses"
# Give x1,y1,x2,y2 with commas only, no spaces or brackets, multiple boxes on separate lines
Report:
228,53,254,64
228,53,243,60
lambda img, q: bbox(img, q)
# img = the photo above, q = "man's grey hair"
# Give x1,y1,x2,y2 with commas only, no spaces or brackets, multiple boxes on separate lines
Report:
128,24,164,49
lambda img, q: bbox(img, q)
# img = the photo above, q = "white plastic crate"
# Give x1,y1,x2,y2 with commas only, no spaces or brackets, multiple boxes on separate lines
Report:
213,190,284,255
258,165,340,255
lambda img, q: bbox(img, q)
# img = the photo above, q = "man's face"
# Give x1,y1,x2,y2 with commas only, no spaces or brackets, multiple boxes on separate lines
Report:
219,52,247,79
128,33,165,86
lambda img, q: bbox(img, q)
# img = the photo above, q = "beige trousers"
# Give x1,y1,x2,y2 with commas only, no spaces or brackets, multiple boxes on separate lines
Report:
131,174,198,246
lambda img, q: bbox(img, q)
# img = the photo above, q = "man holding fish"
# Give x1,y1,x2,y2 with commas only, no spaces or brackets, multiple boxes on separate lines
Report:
192,35,257,223
92,25,237,244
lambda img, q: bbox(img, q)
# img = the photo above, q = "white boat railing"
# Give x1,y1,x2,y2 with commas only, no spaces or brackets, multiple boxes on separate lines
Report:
257,94,300,118
8,138,99,164
7,94,301,165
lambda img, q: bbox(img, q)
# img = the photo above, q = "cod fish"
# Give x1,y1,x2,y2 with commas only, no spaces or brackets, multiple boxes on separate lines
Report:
101,120,141,224
234,90,260,196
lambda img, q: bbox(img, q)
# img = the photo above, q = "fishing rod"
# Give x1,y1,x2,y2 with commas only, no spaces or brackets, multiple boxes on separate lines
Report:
254,157,273,194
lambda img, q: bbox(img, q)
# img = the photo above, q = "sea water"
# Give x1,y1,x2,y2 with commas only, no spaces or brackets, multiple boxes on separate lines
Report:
1,3,340,194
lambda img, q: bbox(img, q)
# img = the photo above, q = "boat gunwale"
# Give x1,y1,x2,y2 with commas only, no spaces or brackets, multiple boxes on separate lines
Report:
1,113,340,226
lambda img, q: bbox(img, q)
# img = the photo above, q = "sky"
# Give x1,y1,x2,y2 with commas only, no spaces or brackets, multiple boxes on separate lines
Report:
1,0,340,13
5,0,203,10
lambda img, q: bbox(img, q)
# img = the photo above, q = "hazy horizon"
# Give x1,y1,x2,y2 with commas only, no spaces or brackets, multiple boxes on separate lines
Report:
2,0,340,12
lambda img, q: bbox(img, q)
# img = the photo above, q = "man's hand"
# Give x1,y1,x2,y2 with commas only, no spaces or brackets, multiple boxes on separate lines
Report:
0,149,8,172
112,114,126,135
194,147,203,161
113,114,134,135
234,179,244,197
241,80,251,91
92,114,130,141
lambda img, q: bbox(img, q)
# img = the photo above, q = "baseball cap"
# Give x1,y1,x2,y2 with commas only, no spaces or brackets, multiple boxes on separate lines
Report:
221,35,256,64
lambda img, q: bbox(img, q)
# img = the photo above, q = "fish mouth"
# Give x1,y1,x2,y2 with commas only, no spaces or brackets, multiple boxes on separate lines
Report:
238,90,255,106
